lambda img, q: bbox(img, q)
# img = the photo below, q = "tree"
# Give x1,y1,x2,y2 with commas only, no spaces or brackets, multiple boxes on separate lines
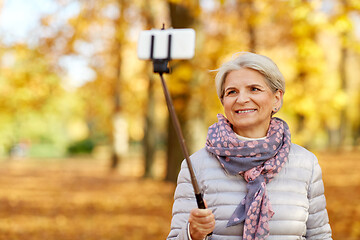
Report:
0,44,70,156
40,0,134,166
165,1,199,182
140,0,157,178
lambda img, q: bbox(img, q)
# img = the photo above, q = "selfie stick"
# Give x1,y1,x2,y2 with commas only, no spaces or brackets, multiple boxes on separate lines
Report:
149,28,206,211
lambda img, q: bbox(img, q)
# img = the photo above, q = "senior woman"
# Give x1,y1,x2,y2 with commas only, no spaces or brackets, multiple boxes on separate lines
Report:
167,52,332,240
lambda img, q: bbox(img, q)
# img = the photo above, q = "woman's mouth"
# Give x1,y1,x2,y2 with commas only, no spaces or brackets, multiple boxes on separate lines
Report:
235,109,256,114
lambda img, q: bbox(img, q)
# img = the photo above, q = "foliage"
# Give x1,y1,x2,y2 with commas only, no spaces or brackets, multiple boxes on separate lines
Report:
67,138,95,155
0,0,360,163
0,45,82,157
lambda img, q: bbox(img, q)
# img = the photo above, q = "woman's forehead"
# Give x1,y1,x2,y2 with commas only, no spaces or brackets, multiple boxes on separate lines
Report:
224,69,267,86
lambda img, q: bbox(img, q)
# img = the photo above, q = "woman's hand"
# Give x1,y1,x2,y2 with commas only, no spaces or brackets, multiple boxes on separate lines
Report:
189,208,215,240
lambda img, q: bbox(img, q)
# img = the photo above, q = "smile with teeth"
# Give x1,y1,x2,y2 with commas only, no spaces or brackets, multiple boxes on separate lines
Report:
235,109,256,113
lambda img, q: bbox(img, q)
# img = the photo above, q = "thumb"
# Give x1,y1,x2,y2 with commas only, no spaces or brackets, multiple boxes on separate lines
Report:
203,199,208,208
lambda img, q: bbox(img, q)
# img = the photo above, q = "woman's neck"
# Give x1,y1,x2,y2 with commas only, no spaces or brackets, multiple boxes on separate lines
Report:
235,134,266,141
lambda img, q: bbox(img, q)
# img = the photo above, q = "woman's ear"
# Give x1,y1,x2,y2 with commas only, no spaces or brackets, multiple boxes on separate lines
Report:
273,90,283,111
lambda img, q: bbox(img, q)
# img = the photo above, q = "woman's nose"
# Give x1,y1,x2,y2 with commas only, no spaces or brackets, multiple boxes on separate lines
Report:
235,92,250,103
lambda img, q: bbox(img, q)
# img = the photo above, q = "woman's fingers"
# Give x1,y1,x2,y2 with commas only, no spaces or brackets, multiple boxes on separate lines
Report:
190,209,213,223
189,208,215,240
190,208,211,218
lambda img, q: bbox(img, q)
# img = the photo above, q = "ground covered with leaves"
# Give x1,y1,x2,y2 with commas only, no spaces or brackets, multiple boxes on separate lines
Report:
320,151,360,240
0,150,359,240
0,157,174,240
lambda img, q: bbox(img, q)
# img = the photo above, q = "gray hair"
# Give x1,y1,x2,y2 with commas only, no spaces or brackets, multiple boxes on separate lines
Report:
214,52,285,101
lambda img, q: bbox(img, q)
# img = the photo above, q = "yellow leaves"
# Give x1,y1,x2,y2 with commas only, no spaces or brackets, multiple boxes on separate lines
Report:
168,62,193,95
351,221,360,239
0,48,62,111
332,90,348,110
128,117,144,142
173,62,193,80
310,11,328,25
334,15,353,33
1,149,359,239
293,5,311,20
317,151,360,239
296,97,316,117
349,0,360,10
297,39,323,61
1,0,359,153
0,158,175,239
40,15,53,27
67,119,89,141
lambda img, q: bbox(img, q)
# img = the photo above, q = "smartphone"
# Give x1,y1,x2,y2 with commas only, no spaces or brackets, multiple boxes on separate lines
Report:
137,28,195,60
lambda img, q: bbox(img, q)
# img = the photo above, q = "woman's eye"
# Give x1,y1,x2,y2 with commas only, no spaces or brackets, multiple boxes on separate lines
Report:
251,87,260,91
226,90,237,96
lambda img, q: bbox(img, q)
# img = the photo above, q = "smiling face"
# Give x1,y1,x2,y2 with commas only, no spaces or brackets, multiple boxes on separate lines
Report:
222,68,283,138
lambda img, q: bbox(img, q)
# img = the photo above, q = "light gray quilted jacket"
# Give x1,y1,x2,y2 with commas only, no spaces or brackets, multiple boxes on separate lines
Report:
167,143,332,240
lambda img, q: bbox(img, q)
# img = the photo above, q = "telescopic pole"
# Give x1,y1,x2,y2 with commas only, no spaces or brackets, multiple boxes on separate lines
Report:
149,26,211,236
154,61,212,238
158,72,206,209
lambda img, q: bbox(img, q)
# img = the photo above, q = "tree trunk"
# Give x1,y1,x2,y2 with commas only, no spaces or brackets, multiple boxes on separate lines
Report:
110,0,127,169
110,51,122,169
143,74,156,177
165,2,195,182
165,117,183,182
245,0,257,52
236,0,257,52
338,42,348,147
328,32,349,149
142,1,157,178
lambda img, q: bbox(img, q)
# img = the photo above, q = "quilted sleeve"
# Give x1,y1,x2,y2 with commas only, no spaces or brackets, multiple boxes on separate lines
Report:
167,160,199,240
305,154,332,240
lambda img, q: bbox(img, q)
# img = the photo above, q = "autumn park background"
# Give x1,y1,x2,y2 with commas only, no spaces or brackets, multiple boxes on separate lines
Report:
0,0,359,239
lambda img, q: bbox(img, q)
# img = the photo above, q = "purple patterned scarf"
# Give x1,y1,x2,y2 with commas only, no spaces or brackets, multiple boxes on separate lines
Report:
205,114,291,239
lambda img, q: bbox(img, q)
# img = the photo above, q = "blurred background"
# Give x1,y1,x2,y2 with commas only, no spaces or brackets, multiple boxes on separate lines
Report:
0,0,359,239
